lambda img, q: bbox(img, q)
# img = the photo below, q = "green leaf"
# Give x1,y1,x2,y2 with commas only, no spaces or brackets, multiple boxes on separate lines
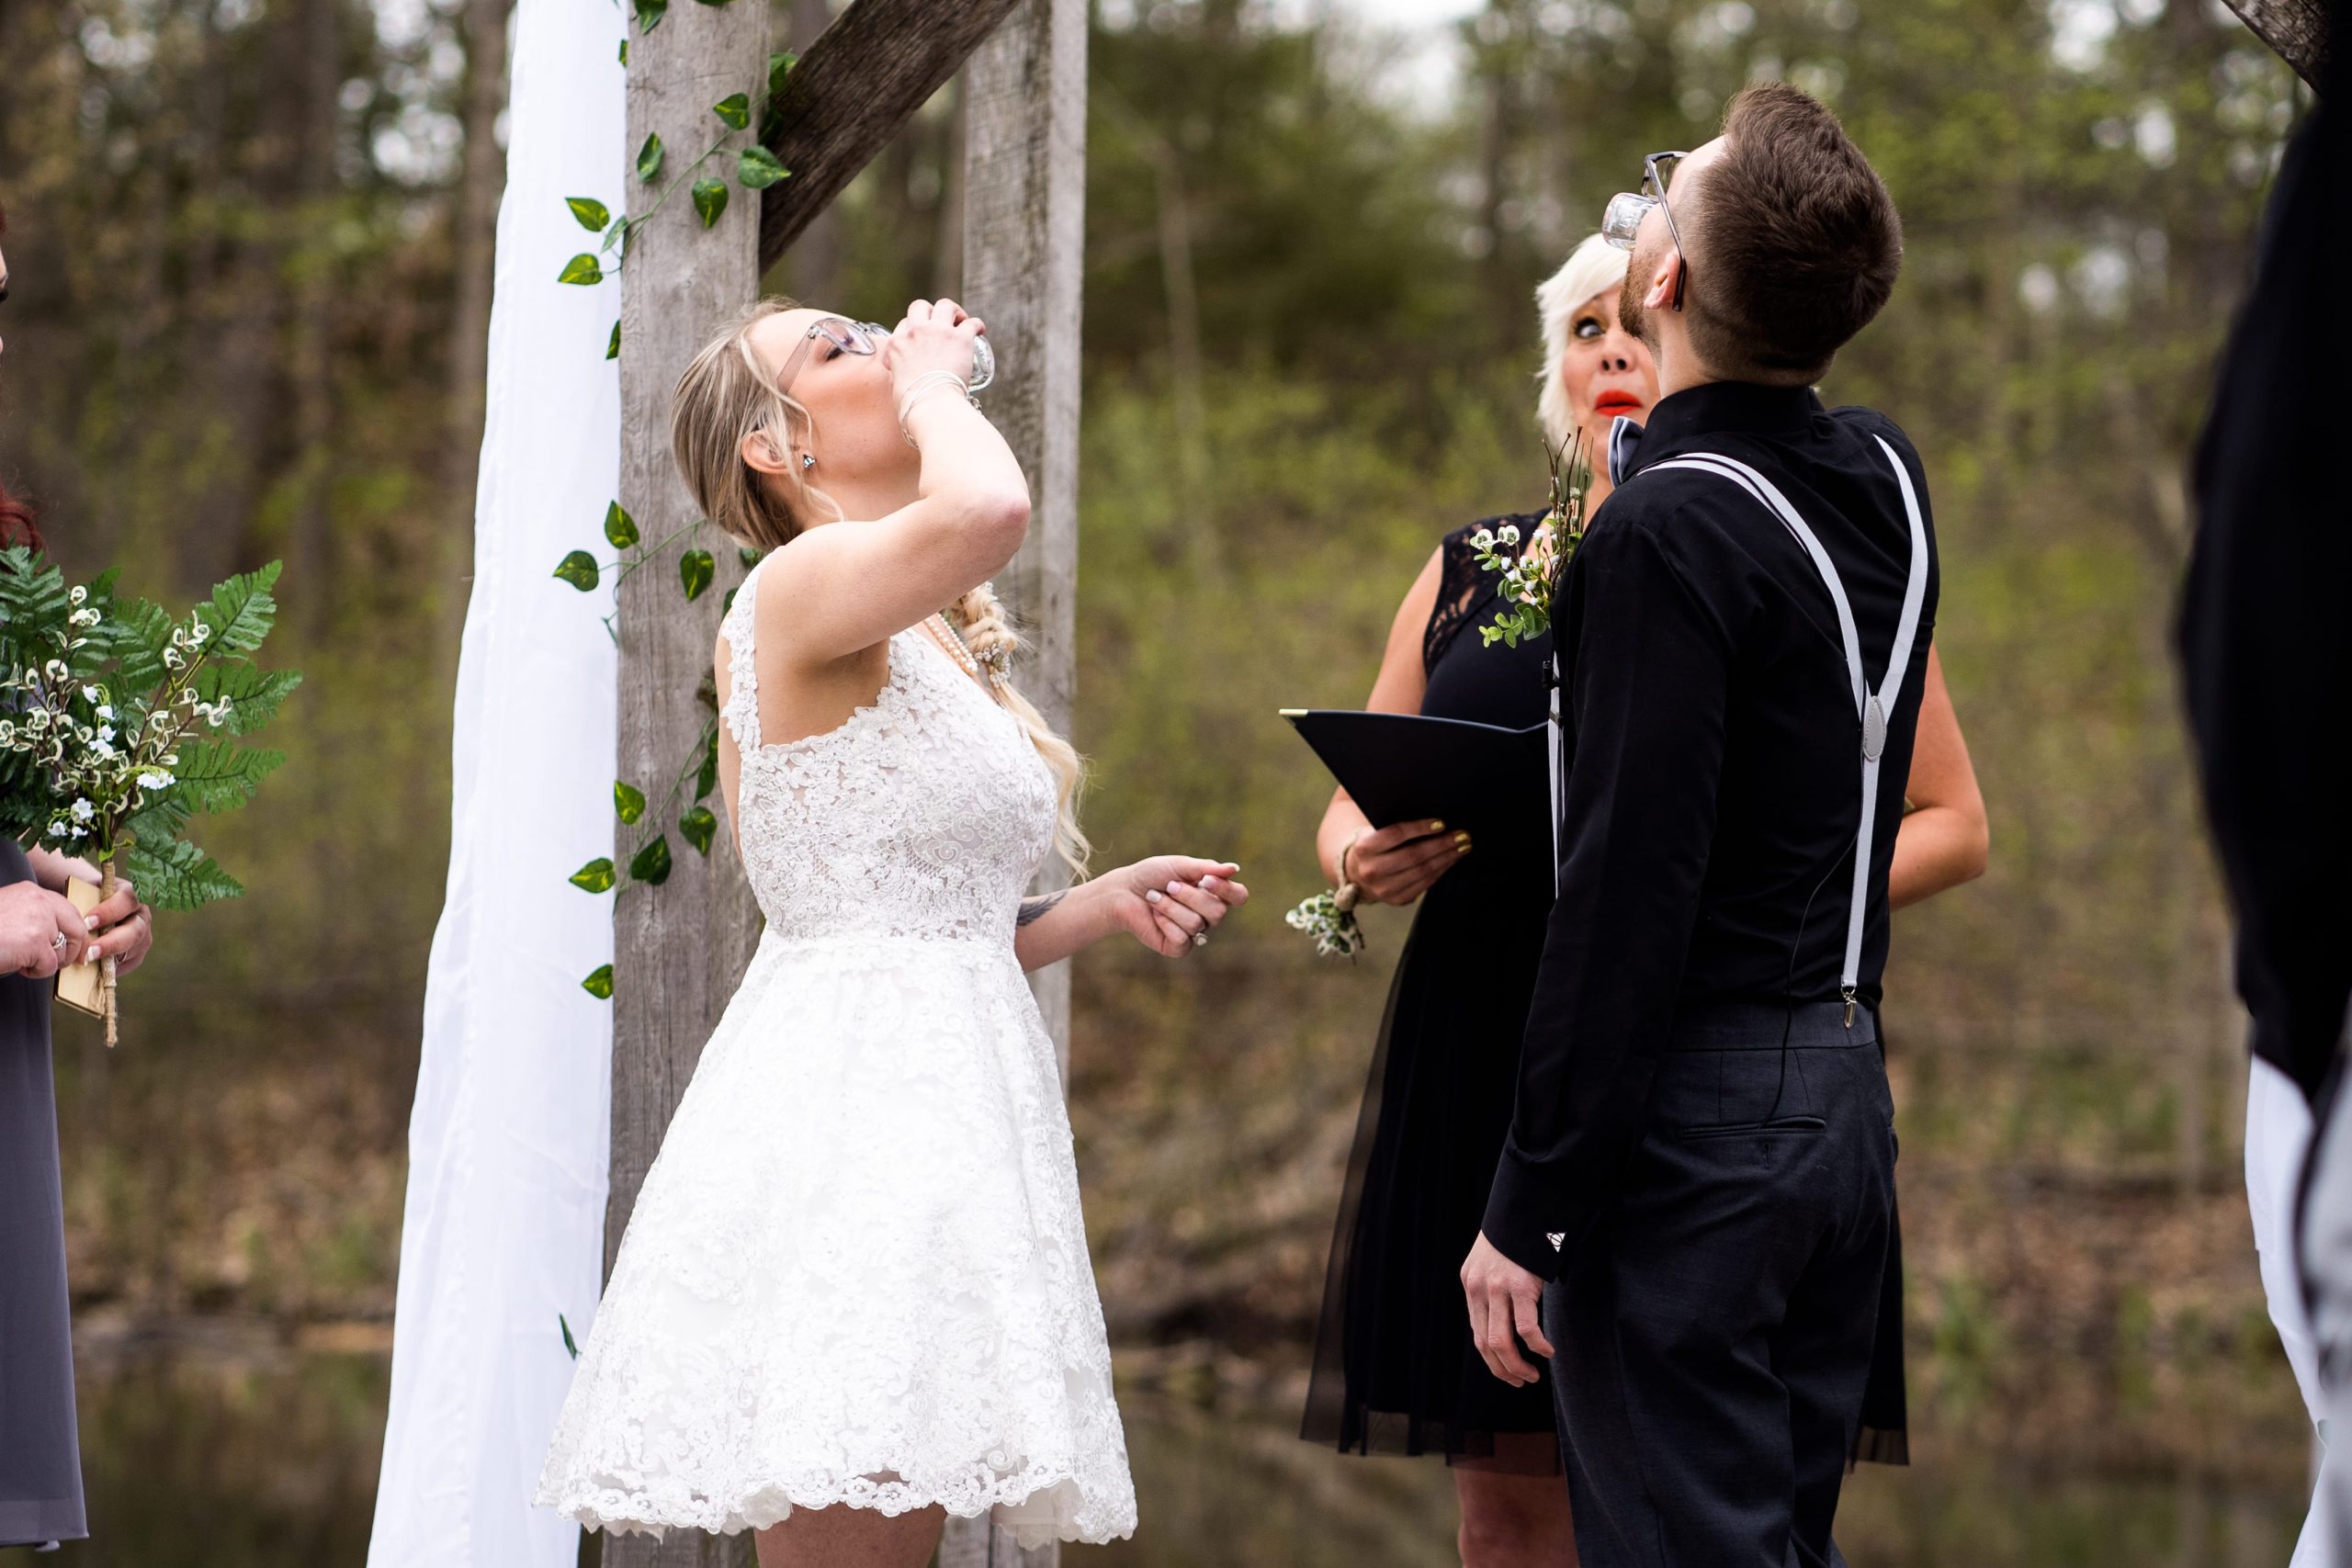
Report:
171,739,288,815
616,39,628,65
198,561,283,658
557,254,604,286
712,92,750,130
565,197,610,231
560,1310,583,1356
193,665,304,736
690,178,729,229
738,547,763,568
680,804,718,856
678,548,715,602
605,320,621,361
720,587,736,615
614,780,646,824
636,132,664,184
737,145,789,190
632,0,665,32
604,501,639,549
579,966,614,1002
125,838,244,912
570,857,616,894
768,51,797,96
628,834,673,886
600,214,629,255
553,551,601,592
695,735,718,801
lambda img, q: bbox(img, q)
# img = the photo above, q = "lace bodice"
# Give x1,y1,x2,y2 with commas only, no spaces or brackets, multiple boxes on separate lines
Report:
718,558,1057,946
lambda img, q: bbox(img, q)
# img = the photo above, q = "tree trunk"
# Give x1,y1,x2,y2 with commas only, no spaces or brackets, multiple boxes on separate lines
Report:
781,0,842,299
605,0,768,1561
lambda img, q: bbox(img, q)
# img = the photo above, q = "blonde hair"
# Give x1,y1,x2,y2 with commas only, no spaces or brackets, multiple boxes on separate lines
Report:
672,297,1091,876
1533,232,1632,450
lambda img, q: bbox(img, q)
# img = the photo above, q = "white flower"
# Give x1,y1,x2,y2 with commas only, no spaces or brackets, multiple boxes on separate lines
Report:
90,739,114,759
138,770,173,789
69,825,86,840
47,820,67,838
70,797,95,821
190,622,211,645
69,586,86,606
96,704,113,720
81,684,101,703
96,725,114,744
164,649,185,670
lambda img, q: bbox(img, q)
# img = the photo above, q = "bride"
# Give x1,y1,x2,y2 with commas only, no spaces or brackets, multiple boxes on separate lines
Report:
537,297,1245,1565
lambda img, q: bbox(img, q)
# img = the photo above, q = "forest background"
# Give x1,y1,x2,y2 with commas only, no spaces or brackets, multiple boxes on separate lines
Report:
0,0,2319,1553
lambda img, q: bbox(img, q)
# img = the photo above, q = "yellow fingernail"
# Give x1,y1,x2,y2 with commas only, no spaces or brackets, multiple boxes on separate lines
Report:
1429,819,1445,832
1453,832,1472,849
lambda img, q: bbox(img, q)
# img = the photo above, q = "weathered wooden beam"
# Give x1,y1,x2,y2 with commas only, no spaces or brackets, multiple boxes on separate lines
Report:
938,0,1087,1554
757,0,1024,274
2219,0,2332,93
608,0,767,1562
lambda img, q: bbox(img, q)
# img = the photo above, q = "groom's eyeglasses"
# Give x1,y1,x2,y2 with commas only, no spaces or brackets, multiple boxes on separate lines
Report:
1601,151,1690,311
772,314,999,399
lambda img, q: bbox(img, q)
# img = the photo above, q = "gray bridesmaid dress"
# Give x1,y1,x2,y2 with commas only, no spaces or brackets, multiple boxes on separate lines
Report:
0,837,86,1548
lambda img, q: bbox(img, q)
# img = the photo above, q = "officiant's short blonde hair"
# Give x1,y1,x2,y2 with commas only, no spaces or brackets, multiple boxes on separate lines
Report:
1534,233,1631,449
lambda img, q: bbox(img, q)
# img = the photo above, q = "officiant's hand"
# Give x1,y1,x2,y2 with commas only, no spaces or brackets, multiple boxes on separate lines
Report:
0,882,93,978
1348,818,1473,906
1462,1231,1554,1386
1112,856,1249,957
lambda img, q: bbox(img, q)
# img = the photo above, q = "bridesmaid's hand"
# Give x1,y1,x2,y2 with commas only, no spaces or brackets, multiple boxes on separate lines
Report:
0,882,93,978
1108,856,1248,957
1347,818,1472,906
82,878,154,976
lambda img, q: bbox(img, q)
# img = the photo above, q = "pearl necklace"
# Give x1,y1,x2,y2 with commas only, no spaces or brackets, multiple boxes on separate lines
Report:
925,613,1009,692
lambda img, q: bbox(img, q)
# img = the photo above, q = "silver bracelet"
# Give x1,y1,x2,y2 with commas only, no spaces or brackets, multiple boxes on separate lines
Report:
897,374,976,445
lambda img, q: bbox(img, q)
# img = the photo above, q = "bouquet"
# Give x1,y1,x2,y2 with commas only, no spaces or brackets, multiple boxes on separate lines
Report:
0,548,300,1043
1469,431,1591,648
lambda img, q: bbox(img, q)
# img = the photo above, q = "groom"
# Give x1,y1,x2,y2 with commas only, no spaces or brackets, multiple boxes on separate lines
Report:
1460,84,1929,1566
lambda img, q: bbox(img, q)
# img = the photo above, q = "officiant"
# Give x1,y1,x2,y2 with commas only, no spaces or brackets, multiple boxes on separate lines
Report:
1300,216,1984,1565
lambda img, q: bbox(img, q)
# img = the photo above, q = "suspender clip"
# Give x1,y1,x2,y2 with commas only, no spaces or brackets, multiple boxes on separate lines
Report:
1840,987,1857,1029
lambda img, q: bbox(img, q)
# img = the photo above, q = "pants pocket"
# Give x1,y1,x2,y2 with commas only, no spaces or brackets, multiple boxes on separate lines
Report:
1670,1114,1828,1141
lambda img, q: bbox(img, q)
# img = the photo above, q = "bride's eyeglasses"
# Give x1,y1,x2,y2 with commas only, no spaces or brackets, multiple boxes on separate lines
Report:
773,315,997,399
1601,151,1690,311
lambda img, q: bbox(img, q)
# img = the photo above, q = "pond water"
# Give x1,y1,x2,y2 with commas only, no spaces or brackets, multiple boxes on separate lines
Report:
0,1347,2311,1567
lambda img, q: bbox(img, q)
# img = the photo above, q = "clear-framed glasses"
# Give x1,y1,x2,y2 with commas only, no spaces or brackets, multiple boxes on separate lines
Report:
773,315,997,399
1600,151,1690,310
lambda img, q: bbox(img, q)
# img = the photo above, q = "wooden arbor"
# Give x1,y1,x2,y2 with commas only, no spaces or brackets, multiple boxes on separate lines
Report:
606,1,1087,1564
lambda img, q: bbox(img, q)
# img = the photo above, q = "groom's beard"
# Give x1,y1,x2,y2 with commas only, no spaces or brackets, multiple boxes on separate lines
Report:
1617,270,1651,355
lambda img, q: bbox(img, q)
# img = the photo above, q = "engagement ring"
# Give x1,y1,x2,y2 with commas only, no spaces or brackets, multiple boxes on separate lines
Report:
51,931,69,953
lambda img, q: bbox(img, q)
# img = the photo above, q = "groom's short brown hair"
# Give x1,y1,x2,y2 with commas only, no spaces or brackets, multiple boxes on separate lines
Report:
1688,83,1902,385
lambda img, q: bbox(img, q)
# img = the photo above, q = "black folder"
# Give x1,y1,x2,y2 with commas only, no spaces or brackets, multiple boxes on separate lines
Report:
1282,709,1550,858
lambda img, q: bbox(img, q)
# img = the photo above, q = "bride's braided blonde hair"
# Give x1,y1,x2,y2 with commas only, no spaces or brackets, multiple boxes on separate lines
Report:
672,298,1090,876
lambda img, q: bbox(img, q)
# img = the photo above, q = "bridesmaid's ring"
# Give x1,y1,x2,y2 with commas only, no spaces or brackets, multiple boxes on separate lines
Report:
1191,931,1209,948
51,931,69,953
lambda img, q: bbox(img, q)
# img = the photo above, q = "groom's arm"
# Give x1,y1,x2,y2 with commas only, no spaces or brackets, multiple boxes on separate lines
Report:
1480,502,1736,1280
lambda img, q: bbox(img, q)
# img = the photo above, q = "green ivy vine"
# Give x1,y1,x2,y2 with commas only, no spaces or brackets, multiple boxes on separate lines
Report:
553,40,796,1002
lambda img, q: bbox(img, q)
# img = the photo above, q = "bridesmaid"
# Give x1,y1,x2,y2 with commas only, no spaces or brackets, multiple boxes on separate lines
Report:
1299,233,1988,1567
0,195,162,1553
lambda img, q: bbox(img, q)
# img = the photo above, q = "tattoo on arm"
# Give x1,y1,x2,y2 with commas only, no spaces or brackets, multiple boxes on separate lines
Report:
1017,890,1069,928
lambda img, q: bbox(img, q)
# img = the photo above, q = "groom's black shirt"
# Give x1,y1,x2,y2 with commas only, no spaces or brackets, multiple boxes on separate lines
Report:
1482,380,1939,1280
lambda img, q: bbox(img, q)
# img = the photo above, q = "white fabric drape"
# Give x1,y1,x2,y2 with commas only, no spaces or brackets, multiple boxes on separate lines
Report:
2247,1056,2334,1568
367,3,622,1562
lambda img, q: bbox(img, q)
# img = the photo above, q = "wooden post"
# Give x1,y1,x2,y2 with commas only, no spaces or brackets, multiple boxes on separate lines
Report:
607,0,767,1562
942,1,1087,1562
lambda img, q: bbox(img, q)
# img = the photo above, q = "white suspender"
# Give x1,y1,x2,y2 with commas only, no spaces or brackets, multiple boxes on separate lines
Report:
1641,434,1930,1023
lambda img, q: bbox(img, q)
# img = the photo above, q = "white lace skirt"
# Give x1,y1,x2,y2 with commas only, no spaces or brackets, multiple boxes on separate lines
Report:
534,932,1136,1548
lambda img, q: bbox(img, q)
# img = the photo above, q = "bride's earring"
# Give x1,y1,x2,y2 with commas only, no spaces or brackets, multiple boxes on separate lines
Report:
800,453,816,471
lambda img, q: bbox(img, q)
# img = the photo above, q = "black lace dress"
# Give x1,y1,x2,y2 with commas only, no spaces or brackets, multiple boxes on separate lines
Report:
1301,515,1565,1472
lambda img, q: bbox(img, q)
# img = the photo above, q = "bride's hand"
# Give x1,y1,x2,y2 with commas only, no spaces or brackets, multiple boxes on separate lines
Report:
883,297,985,400
1108,856,1248,957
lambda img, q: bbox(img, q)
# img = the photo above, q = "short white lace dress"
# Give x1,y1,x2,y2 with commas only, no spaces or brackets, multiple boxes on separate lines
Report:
535,557,1136,1548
